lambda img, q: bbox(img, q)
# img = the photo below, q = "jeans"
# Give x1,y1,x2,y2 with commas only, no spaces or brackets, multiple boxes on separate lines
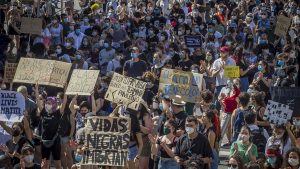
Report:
158,158,180,169
219,112,232,144
211,149,219,169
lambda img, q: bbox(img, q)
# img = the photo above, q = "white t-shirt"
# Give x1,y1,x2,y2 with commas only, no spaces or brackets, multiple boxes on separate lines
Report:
212,57,236,86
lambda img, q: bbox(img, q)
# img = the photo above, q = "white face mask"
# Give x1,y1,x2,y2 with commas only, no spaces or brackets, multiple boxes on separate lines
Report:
45,104,52,112
288,158,300,166
24,154,34,163
185,127,194,135
275,133,284,139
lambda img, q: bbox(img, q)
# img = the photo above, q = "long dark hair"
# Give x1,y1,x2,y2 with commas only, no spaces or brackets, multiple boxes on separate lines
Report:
165,119,177,135
282,148,300,168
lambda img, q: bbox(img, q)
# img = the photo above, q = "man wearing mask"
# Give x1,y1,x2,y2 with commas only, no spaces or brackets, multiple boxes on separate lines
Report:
212,46,236,98
174,116,213,169
99,41,115,74
67,24,86,49
123,46,147,78
170,95,187,134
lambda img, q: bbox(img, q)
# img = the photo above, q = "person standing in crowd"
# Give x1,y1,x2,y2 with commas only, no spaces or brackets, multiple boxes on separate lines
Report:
151,119,180,169
123,46,147,78
174,116,213,169
170,95,187,135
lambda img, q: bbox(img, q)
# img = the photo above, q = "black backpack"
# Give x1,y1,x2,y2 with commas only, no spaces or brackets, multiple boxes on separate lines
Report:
251,127,267,153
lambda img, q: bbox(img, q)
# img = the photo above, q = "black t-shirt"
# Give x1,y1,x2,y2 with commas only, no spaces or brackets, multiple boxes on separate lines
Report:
123,59,147,78
175,133,213,169
127,111,141,142
14,163,41,169
63,47,76,57
237,61,249,78
41,108,61,140
58,111,71,137
178,60,193,71
174,111,188,130
6,137,30,166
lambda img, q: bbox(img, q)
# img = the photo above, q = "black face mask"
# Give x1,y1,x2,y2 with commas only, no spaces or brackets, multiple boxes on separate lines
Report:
12,129,21,137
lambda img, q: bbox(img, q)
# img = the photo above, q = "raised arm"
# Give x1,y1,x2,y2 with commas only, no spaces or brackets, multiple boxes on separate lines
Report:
91,92,97,115
69,95,78,117
59,93,68,114
0,121,12,135
35,83,43,112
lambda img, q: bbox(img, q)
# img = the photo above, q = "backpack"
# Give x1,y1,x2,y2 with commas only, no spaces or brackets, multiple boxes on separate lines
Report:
251,127,267,153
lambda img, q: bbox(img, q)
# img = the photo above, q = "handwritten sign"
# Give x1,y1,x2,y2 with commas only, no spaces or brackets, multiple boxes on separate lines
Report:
65,70,100,96
20,17,43,35
270,87,300,117
13,58,72,88
80,116,130,166
105,73,147,111
184,35,202,48
3,62,18,83
159,69,204,103
263,100,293,125
274,15,292,37
224,66,240,78
0,91,25,122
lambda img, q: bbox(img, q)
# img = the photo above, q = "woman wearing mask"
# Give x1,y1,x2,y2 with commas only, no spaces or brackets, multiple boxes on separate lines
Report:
227,155,244,169
201,111,219,169
49,16,64,45
266,124,296,156
150,120,179,169
264,147,283,169
0,121,32,168
283,148,300,169
73,51,89,70
14,145,41,169
230,126,258,164
178,48,193,71
233,47,256,92
64,38,76,59
79,37,92,60
137,103,153,169
252,60,272,103
250,92,271,133
35,83,67,169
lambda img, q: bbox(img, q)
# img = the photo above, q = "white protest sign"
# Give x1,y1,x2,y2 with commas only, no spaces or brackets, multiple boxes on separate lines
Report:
0,91,25,122
105,73,147,111
263,100,293,125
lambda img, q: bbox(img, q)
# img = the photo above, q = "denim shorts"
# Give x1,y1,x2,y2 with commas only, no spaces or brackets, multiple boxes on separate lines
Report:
158,158,180,169
127,142,138,161
60,136,70,144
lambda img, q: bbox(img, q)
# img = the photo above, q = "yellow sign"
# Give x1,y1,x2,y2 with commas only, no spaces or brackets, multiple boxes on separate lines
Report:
224,66,240,78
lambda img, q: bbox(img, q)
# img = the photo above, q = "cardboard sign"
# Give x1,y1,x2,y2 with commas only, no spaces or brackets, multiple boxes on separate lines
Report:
270,87,300,117
274,15,292,37
13,58,72,88
224,66,240,78
105,73,147,110
0,91,25,122
184,35,202,48
263,100,293,125
20,17,42,35
65,70,100,96
80,116,131,166
3,62,18,83
159,69,204,103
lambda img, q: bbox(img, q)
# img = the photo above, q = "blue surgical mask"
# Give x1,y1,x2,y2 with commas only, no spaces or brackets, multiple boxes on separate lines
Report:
277,60,284,67
75,29,81,34
131,53,138,58
267,157,276,164
258,65,264,71
76,55,81,60
259,40,267,45
159,103,163,111
104,43,109,48
208,28,214,33
92,31,97,36
75,154,82,162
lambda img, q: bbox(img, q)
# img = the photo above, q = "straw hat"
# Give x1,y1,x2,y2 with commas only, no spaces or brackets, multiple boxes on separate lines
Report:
171,95,186,106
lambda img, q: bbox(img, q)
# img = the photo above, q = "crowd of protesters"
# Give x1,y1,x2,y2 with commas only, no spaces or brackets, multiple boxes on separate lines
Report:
0,0,300,168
